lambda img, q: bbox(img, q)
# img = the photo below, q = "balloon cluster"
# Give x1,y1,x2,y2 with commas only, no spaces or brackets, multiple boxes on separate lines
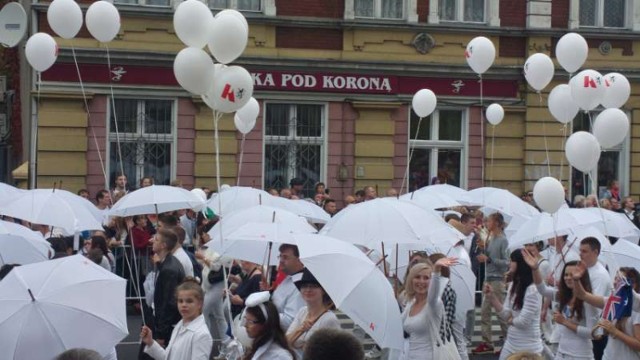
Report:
172,2,258,134
26,0,121,72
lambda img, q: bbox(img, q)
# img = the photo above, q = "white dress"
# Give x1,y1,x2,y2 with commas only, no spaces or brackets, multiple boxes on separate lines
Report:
498,284,543,360
286,306,341,359
250,339,294,360
602,312,640,360
401,274,460,359
144,314,213,360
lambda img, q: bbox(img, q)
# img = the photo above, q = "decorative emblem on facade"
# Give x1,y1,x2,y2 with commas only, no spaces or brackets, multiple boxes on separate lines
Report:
599,41,612,55
111,66,126,82
451,80,465,93
412,33,436,54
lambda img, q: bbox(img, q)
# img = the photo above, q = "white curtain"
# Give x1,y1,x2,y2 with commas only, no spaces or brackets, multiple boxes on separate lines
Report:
381,0,403,19
463,0,484,22
355,0,375,17
237,0,261,11
603,0,625,27
439,0,456,20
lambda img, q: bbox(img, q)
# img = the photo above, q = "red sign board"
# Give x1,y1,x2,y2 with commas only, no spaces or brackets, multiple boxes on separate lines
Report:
42,63,518,98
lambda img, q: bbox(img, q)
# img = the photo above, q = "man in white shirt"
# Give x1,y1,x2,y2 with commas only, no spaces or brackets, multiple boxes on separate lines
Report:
580,236,613,360
268,244,305,331
170,226,194,278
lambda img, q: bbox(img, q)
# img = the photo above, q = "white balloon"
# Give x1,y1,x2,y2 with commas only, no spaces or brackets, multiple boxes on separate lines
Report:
25,33,58,72
191,188,207,202
465,36,495,75
486,103,504,125
216,9,248,33
556,32,588,74
565,131,601,173
173,47,215,95
411,89,437,118
173,0,213,48
47,0,83,39
569,69,605,111
86,1,120,43
601,73,630,109
208,14,248,64
208,66,254,113
592,108,629,148
524,53,554,91
548,84,579,124
234,114,256,135
234,97,259,135
533,177,565,214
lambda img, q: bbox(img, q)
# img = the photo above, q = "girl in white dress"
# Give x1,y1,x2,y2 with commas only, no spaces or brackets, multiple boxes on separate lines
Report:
242,291,296,360
401,257,461,360
523,249,595,360
484,250,542,359
286,269,340,359
141,279,213,360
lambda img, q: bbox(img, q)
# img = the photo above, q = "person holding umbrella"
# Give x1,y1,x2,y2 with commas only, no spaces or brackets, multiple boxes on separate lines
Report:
242,291,296,360
141,278,213,360
286,268,340,358
401,256,460,359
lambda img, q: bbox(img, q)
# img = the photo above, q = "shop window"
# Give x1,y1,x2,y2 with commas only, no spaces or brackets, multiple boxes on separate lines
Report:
579,0,626,28
439,0,485,22
108,99,175,188
408,109,467,190
209,0,262,11
355,0,404,19
570,111,629,200
263,103,325,198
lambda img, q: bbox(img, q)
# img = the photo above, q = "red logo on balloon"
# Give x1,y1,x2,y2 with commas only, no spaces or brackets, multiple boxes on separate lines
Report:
221,83,236,102
583,76,597,88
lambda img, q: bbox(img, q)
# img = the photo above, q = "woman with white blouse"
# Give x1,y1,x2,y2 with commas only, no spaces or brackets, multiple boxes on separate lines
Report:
141,279,213,360
401,257,460,359
523,249,595,360
286,268,340,359
483,250,542,359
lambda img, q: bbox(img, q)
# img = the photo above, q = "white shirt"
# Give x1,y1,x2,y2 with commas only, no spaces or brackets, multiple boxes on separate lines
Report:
286,307,341,359
144,315,212,360
449,244,471,268
603,312,640,360
173,247,194,278
271,274,305,331
588,262,613,298
250,339,294,360
464,233,474,253
498,284,543,355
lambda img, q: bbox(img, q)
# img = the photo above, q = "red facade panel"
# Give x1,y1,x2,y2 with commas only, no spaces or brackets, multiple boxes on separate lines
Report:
499,36,526,58
276,27,343,50
551,0,569,28
276,0,344,18
500,0,526,27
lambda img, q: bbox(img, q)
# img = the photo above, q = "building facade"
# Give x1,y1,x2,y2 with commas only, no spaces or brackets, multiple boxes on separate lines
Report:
19,0,640,204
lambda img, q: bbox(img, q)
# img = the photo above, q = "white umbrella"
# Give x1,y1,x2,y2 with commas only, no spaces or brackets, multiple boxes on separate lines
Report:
220,222,303,265
507,208,601,250
0,182,25,204
109,185,205,217
584,207,640,242
320,198,461,251
602,240,640,270
0,220,52,266
448,264,477,313
0,189,103,234
400,190,462,210
0,255,128,359
415,184,470,201
464,187,539,219
288,199,331,224
296,234,404,350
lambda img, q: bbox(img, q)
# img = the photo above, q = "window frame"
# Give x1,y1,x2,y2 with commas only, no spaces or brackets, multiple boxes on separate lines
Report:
438,0,487,23
105,97,178,189
209,0,263,12
569,110,630,199
577,0,629,28
261,101,328,195
352,0,407,20
407,107,469,190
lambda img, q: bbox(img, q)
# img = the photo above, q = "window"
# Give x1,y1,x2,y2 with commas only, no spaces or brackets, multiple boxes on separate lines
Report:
579,0,626,27
263,103,325,198
570,112,629,199
355,0,404,19
439,0,485,22
408,109,467,190
113,0,170,6
108,99,175,188
210,0,261,11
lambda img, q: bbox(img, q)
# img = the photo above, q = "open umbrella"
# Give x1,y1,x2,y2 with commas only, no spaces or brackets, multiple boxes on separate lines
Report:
221,228,403,350
603,239,640,270
0,182,25,204
0,220,52,266
464,187,539,219
0,255,128,359
584,207,640,243
400,191,461,210
0,189,103,234
109,185,205,216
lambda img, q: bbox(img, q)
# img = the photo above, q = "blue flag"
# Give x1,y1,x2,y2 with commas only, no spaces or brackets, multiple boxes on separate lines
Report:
603,277,633,321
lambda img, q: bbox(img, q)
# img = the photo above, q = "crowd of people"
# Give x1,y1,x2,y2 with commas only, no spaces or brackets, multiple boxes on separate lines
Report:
3,173,640,360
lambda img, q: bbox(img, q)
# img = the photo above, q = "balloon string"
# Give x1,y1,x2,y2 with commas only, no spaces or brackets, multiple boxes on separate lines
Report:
31,72,42,189
237,134,246,186
479,75,485,186
539,91,551,176
490,124,495,186
106,45,126,185
400,116,423,194
559,124,568,184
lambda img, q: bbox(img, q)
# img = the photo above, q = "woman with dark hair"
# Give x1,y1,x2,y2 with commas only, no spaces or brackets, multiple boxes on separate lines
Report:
523,250,595,360
242,292,295,360
573,266,640,360
483,250,542,359
286,269,340,358
90,235,115,272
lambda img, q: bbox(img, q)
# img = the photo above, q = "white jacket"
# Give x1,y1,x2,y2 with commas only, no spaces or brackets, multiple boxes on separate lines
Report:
144,315,212,360
251,340,294,360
